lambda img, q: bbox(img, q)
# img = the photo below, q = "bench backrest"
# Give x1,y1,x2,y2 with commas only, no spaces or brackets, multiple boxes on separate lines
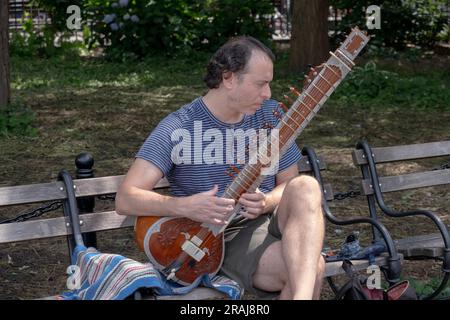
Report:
0,155,332,245
352,141,450,195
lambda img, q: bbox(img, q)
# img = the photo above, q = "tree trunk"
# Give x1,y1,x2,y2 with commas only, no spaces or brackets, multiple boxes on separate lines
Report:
0,0,11,108
289,0,329,74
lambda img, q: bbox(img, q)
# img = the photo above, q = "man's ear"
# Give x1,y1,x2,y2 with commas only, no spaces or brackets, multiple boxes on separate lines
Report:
222,71,235,89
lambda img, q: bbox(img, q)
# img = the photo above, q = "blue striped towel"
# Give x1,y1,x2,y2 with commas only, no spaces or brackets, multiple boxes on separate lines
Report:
59,245,242,300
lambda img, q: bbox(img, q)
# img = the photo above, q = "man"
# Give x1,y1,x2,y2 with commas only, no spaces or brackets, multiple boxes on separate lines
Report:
116,36,325,300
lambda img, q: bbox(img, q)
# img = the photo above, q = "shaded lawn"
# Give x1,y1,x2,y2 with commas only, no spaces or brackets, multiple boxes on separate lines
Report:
4,52,449,184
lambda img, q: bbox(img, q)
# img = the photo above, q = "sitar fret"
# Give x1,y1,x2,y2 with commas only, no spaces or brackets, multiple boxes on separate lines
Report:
318,74,332,87
286,114,301,127
311,83,326,96
280,118,297,133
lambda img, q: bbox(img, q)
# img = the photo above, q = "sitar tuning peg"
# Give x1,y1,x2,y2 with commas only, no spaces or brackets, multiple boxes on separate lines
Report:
278,102,289,112
272,109,282,121
229,164,240,174
283,94,294,104
289,87,301,97
262,122,274,130
225,170,235,179
303,74,312,84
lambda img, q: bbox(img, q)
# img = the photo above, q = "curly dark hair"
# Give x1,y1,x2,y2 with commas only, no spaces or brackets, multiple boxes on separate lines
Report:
203,36,275,89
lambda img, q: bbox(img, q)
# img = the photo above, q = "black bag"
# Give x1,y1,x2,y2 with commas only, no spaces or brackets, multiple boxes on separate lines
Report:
335,260,418,300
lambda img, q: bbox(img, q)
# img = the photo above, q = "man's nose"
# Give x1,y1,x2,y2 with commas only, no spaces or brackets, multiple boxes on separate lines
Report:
262,84,271,100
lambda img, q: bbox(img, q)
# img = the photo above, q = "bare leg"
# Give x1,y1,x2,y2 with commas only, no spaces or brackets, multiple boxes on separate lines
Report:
253,242,326,299
276,175,325,299
252,176,325,299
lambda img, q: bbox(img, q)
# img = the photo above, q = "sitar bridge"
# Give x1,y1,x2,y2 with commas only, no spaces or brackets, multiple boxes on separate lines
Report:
182,239,206,262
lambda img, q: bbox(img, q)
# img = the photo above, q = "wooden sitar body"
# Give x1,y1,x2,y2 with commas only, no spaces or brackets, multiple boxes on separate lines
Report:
135,216,224,285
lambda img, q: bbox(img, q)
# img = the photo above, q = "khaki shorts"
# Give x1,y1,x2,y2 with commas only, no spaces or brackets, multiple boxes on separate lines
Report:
219,210,282,300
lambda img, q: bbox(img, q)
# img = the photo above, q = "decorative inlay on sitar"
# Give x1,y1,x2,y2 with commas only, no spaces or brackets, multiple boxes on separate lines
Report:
135,27,370,286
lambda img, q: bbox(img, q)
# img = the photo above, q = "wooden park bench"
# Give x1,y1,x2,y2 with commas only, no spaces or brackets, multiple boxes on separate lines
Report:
0,147,399,300
352,140,450,299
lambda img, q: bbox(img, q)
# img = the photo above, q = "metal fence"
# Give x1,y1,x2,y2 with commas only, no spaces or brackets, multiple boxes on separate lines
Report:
9,0,50,30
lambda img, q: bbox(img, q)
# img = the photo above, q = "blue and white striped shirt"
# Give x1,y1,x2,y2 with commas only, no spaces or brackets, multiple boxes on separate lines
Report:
136,97,302,197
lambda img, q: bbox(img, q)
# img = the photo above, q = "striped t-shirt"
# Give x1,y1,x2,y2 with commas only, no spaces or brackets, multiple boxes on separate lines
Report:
136,97,302,197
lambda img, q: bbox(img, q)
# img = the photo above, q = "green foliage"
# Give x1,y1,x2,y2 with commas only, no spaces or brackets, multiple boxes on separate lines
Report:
0,101,37,137
409,277,450,299
329,0,449,50
437,24,450,43
83,0,274,60
9,10,85,58
201,0,274,49
332,60,450,109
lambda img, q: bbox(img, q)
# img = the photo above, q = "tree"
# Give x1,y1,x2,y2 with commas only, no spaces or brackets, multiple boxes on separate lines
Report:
289,0,329,74
0,0,10,107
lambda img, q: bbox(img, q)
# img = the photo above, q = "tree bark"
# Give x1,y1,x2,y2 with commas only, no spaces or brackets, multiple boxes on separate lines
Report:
289,0,329,74
0,0,11,108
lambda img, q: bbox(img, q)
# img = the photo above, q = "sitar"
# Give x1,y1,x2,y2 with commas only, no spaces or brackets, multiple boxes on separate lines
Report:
135,27,370,286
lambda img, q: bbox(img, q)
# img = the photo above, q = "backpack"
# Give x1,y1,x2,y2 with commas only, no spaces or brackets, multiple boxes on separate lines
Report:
335,259,418,300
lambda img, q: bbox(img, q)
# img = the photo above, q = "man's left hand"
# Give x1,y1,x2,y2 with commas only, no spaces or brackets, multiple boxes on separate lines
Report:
238,188,269,219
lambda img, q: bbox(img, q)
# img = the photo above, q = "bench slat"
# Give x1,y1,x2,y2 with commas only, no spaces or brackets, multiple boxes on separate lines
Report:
40,287,228,300
361,169,450,195
0,181,67,206
0,157,319,207
352,141,450,165
0,211,134,244
395,233,444,258
73,176,170,197
156,288,227,300
0,214,70,243
0,177,171,207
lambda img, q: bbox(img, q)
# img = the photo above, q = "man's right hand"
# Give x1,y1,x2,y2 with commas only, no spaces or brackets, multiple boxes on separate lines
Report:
175,185,235,225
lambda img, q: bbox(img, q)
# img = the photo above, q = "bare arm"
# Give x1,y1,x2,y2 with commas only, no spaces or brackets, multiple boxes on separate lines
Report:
115,158,235,225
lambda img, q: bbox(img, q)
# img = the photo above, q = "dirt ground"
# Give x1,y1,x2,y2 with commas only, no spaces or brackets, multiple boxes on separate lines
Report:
0,55,449,300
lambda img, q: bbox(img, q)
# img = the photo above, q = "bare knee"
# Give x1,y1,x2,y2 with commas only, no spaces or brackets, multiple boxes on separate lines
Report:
284,175,322,206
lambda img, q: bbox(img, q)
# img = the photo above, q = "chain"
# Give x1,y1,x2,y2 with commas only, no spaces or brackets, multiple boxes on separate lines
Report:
440,163,450,170
0,193,116,224
432,162,450,170
0,201,63,224
333,190,362,201
97,194,116,201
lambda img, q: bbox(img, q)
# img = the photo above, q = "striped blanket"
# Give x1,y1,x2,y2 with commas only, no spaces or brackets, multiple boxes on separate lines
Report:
60,245,242,300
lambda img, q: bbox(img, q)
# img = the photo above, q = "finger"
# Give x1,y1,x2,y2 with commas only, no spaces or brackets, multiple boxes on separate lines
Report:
240,192,265,201
212,217,228,225
215,197,236,206
245,206,264,215
240,210,258,219
213,205,234,215
202,184,219,196
238,197,262,209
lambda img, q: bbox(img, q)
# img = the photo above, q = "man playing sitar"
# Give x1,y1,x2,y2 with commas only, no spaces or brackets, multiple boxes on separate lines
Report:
116,30,369,299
